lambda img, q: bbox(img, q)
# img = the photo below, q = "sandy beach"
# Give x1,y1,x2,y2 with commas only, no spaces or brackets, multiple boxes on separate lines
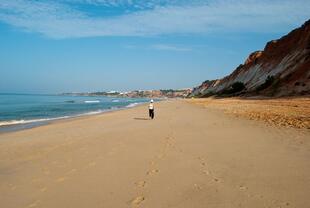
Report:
0,100,309,208
189,97,310,129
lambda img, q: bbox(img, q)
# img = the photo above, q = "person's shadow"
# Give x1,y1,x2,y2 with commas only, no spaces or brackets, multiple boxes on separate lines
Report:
134,117,150,120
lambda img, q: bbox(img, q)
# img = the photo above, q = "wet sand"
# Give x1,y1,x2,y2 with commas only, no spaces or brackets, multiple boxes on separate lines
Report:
0,100,309,208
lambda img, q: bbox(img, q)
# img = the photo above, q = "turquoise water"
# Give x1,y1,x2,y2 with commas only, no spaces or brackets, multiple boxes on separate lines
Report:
0,93,150,131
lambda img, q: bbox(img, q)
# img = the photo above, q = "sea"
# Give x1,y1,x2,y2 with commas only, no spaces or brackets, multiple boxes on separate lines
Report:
0,93,151,132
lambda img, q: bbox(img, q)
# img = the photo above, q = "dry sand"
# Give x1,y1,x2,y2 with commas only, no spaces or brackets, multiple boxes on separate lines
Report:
189,97,310,129
0,100,309,208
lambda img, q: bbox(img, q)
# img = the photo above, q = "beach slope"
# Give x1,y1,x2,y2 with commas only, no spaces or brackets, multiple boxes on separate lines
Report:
0,100,309,208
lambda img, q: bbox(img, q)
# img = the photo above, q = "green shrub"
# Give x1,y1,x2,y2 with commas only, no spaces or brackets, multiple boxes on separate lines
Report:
256,75,275,92
221,82,246,95
201,91,215,97
231,82,246,92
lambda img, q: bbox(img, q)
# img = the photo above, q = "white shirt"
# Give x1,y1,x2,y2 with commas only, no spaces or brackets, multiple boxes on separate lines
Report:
149,103,154,110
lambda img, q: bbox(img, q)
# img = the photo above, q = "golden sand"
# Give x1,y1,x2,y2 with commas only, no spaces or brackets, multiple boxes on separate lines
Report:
0,100,309,208
188,97,310,129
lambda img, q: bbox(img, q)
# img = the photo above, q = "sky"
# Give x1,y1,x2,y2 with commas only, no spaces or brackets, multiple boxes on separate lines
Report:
0,0,309,94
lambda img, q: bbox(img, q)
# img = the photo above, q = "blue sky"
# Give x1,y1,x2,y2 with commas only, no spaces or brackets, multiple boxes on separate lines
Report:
0,0,309,93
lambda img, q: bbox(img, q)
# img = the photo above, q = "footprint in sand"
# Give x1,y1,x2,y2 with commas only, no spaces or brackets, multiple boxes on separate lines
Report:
131,196,145,206
213,178,220,182
194,184,202,190
198,158,222,183
202,170,210,175
165,142,172,147
147,169,159,175
198,157,207,166
239,185,248,190
200,162,207,168
135,181,146,188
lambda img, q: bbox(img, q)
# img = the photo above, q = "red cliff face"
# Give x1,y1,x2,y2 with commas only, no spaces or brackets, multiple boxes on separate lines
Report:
191,20,310,97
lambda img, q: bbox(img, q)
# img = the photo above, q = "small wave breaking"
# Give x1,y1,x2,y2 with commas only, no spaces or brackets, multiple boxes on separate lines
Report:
126,102,140,108
0,101,147,128
0,116,70,127
84,100,100,103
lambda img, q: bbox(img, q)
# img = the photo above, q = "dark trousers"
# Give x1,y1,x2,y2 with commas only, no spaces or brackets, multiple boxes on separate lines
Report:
149,109,154,119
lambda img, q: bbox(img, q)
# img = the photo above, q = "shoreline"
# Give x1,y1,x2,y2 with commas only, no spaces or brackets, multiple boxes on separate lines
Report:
2,96,309,134
0,102,149,134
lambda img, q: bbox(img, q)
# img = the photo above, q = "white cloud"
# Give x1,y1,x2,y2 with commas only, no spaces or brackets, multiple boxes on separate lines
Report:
0,0,309,38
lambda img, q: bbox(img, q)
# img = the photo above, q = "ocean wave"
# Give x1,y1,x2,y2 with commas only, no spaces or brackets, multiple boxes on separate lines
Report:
0,116,69,127
0,109,114,127
0,102,147,128
126,102,140,108
112,99,119,102
78,110,105,116
84,100,100,103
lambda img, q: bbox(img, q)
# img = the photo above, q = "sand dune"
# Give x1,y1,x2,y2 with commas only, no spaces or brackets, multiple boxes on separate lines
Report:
0,100,309,208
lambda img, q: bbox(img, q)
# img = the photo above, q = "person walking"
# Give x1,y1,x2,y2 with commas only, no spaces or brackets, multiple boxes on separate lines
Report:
149,99,154,119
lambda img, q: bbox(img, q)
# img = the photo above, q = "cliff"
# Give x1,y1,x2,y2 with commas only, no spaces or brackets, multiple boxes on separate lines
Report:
191,20,310,97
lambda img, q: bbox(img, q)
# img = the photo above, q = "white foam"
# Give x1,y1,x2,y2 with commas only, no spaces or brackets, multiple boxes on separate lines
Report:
84,100,100,103
126,102,140,108
78,110,105,116
0,101,148,128
0,116,69,127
